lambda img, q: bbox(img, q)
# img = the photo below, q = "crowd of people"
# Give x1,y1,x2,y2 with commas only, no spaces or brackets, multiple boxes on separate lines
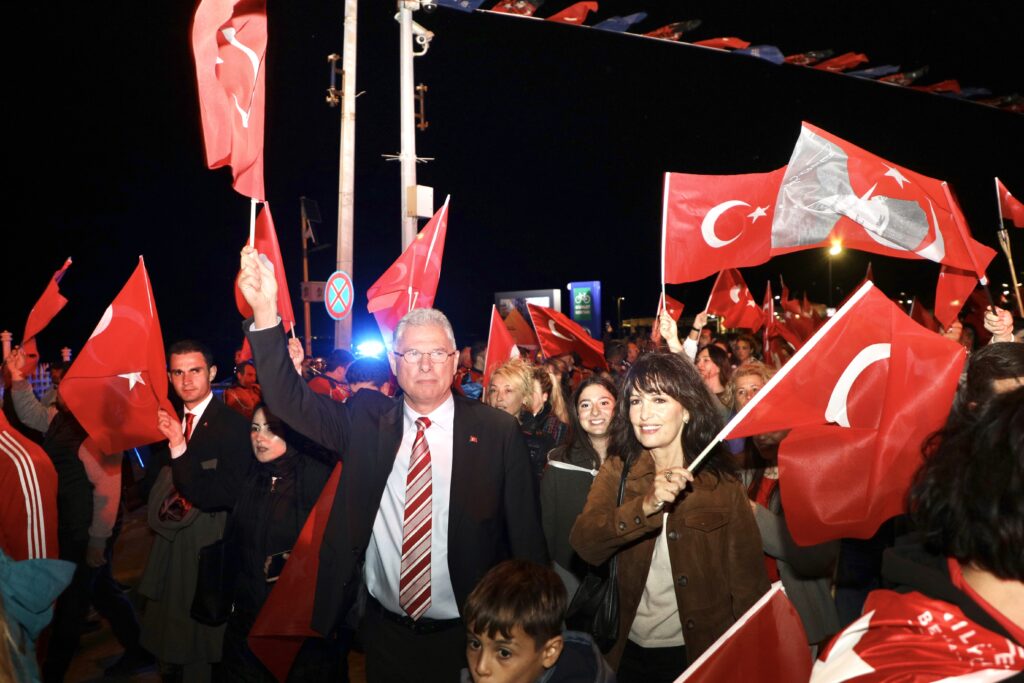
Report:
1,248,1022,683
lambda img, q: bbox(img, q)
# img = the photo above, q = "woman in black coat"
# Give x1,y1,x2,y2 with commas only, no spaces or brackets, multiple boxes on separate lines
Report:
220,404,341,682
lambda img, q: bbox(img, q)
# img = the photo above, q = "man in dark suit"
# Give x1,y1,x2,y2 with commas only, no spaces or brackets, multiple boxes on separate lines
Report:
239,246,548,683
139,340,251,683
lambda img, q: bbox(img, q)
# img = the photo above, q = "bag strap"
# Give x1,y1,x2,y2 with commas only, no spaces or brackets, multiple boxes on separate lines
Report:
608,456,633,582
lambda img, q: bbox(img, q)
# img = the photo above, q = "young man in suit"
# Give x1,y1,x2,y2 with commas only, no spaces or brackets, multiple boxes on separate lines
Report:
238,246,548,683
139,340,251,683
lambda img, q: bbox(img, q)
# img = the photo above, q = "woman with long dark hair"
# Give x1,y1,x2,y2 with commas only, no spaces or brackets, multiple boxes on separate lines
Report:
540,376,618,598
570,353,768,682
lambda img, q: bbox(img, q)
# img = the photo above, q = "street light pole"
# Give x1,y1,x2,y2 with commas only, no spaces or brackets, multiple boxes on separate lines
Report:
616,296,625,335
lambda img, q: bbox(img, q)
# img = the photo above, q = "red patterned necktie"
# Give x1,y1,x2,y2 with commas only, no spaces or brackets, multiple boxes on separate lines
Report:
184,412,195,443
399,416,432,620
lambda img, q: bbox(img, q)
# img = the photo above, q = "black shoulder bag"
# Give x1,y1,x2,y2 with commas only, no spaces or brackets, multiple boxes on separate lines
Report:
565,456,632,653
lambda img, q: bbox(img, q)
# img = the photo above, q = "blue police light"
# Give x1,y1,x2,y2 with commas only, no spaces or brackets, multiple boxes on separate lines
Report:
355,340,386,358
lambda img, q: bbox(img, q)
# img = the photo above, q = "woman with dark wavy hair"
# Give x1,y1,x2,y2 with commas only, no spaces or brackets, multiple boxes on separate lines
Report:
812,388,1024,680
569,353,768,682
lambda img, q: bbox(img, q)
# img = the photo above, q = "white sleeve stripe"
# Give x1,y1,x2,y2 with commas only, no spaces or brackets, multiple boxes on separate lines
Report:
0,430,46,559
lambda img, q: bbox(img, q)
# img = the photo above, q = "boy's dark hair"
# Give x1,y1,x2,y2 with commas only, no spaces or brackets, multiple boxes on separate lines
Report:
910,387,1024,581
168,339,214,368
325,349,355,372
345,357,391,387
463,560,566,650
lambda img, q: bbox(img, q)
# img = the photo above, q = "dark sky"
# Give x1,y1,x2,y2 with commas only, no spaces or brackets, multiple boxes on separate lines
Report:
4,1,1022,368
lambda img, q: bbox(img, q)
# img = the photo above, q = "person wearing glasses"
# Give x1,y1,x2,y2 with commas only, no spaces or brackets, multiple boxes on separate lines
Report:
237,246,548,683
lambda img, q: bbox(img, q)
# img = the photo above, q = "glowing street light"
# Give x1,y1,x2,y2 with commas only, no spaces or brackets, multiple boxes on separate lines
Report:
827,241,843,306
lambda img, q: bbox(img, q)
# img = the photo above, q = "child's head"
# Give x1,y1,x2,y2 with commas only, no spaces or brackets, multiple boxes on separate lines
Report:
463,560,566,683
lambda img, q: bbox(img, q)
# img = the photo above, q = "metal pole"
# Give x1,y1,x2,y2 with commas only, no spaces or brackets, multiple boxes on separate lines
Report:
398,1,419,249
301,206,313,357
334,0,357,351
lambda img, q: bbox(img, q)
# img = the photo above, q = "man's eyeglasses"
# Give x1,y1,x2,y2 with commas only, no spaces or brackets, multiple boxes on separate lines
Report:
392,349,457,365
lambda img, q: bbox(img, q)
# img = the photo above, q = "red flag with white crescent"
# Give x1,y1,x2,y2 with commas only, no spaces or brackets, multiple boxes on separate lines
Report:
366,197,450,345
908,297,941,333
483,306,520,388
721,282,965,544
527,304,608,371
192,0,267,199
249,462,342,681
59,258,177,453
235,203,296,333
707,269,763,330
662,168,785,284
773,123,996,280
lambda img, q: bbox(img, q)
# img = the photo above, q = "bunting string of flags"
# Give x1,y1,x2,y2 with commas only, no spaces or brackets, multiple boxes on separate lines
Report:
435,1,1021,113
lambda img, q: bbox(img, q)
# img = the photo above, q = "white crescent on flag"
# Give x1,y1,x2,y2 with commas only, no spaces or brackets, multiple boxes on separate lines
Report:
90,306,114,339
824,343,891,428
729,286,741,303
221,26,262,129
701,200,750,248
548,320,574,341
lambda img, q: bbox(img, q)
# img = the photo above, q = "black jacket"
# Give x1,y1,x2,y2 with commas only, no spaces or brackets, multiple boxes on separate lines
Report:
169,396,252,512
247,321,549,635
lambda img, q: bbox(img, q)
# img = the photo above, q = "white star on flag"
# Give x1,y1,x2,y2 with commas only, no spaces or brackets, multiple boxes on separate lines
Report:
882,164,909,190
117,372,146,391
747,205,768,222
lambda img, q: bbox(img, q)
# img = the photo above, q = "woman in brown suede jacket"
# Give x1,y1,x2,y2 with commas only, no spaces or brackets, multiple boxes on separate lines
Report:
570,352,769,682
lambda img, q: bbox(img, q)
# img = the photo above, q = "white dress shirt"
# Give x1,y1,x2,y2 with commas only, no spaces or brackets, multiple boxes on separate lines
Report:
169,391,215,460
365,394,458,619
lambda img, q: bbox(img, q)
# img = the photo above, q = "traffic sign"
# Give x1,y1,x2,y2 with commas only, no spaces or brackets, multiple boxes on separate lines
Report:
325,271,354,321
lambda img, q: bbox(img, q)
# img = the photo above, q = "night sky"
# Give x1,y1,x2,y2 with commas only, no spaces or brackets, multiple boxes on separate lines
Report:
4,1,1022,368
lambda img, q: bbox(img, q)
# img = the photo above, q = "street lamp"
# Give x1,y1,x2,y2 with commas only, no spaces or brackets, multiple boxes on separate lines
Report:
827,241,843,306
616,297,625,335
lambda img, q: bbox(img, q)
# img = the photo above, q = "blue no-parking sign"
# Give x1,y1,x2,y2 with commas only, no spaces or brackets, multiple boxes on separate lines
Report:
325,270,354,321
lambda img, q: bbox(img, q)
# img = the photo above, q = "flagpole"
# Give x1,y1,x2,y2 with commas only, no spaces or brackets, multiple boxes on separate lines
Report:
994,177,1024,317
660,173,669,305
688,280,876,474
249,198,257,247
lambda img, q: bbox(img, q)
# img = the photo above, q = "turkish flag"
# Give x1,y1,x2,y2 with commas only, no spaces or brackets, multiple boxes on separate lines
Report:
707,269,763,330
59,258,177,454
483,306,520,388
933,264,977,330
0,411,59,561
366,197,450,345
813,51,869,72
651,293,685,342
996,177,1024,228
644,20,701,41
813,589,1024,680
677,583,811,682
908,298,941,333
489,0,539,16
722,282,964,544
773,123,997,279
527,304,608,371
249,463,341,681
235,203,296,333
663,168,786,284
192,0,267,199
23,257,72,343
692,37,751,49
546,1,596,24
503,307,538,348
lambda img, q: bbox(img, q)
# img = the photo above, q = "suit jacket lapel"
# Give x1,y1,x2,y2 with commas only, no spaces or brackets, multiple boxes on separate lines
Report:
349,401,404,544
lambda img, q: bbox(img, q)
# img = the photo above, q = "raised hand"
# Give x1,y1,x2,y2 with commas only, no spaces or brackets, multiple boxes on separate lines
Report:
156,408,185,448
642,466,695,516
238,245,279,327
984,306,1014,342
287,337,305,375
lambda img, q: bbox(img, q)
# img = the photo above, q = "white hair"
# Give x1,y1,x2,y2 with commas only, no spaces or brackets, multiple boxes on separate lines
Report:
394,308,457,349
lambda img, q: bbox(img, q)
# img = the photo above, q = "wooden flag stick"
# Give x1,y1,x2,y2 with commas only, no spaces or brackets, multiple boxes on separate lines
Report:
249,198,258,247
994,178,1024,317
